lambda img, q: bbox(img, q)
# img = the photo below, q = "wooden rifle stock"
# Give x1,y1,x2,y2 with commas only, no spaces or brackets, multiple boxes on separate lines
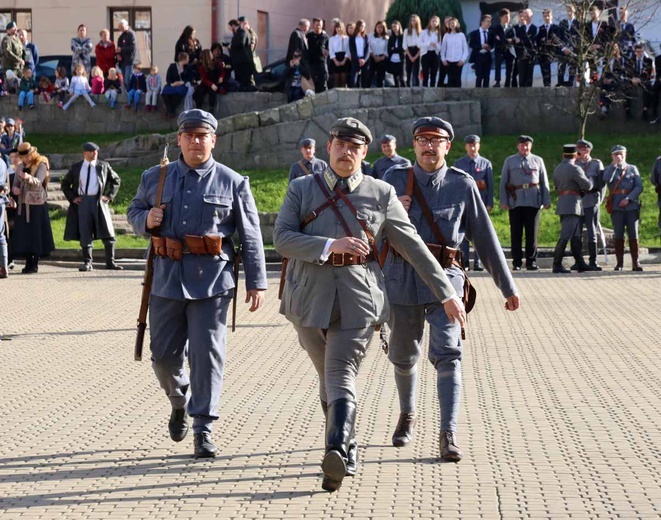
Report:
134,147,169,361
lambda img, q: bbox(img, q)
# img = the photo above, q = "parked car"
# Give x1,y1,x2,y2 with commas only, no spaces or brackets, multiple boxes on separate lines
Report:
254,58,287,93
35,55,97,82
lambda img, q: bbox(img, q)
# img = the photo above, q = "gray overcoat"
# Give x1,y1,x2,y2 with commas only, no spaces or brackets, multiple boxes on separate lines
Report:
552,159,593,216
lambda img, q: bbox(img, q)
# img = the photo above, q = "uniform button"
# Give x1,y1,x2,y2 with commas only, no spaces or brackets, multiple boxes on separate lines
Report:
183,221,187,225
184,205,188,209
187,190,192,194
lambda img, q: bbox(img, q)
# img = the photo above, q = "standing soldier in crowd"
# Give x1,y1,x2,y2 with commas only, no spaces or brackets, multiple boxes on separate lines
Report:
652,155,661,236
381,117,518,462
127,109,267,459
307,18,329,93
61,142,123,272
500,135,550,271
575,139,605,271
551,144,592,273
454,134,493,271
603,145,643,271
288,138,328,183
274,117,466,492
371,134,411,180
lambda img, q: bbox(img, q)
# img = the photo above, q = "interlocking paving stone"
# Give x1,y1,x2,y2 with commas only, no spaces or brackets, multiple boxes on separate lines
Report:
1,265,660,519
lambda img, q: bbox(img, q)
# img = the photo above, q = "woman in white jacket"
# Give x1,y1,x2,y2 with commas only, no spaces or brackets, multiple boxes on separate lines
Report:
419,16,442,87
403,14,422,86
440,18,470,88
329,19,350,88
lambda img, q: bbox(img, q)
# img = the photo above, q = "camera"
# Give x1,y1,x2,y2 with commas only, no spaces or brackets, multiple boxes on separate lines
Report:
23,166,31,173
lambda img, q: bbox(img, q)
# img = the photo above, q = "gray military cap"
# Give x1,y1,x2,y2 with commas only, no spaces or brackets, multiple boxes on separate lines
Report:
576,139,593,150
464,134,481,143
380,134,396,144
329,117,372,145
299,138,315,148
411,117,455,141
517,135,534,143
611,144,627,154
83,142,100,152
177,109,218,133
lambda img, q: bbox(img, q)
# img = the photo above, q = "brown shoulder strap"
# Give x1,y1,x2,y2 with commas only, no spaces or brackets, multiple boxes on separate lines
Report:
312,173,353,237
297,160,312,176
610,167,627,193
334,186,377,256
407,167,447,245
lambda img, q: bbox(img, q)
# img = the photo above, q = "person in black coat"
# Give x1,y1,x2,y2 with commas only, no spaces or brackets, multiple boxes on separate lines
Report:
492,9,516,88
469,14,494,88
625,44,655,120
307,18,329,93
349,20,370,88
649,48,661,124
388,20,406,87
514,9,537,87
557,5,581,87
228,19,255,90
535,9,561,87
286,19,310,64
61,142,122,271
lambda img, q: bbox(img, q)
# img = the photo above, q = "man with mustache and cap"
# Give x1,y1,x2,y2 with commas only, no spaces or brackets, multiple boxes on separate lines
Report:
288,137,327,183
274,116,466,492
551,144,593,273
127,109,267,459
500,135,551,271
603,145,644,271
381,117,519,462
575,139,605,271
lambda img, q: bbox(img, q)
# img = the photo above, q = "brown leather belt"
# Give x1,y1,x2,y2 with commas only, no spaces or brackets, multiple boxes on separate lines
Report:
611,189,630,195
326,251,376,266
152,235,223,261
511,182,539,189
557,190,581,196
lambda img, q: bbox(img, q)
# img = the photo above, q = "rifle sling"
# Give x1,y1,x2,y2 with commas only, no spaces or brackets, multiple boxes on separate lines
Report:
312,173,354,238
297,160,312,176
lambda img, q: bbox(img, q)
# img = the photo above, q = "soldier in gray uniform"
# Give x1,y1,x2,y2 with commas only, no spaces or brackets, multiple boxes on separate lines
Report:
127,109,268,458
551,144,593,273
288,138,328,183
371,135,411,180
61,142,123,271
575,139,605,271
453,134,493,271
651,155,661,236
603,145,644,271
500,135,551,270
274,116,466,492
382,117,519,463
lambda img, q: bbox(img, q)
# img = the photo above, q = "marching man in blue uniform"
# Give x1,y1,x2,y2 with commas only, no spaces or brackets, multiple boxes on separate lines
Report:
382,117,519,462
127,109,267,458
453,134,493,271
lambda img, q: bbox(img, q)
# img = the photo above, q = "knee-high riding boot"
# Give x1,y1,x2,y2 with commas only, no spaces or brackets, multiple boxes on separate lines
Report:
321,398,356,492
629,238,643,271
614,238,625,271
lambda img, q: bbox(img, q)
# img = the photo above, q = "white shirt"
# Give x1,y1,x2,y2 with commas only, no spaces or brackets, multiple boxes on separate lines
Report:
328,34,349,60
441,32,470,63
419,29,441,56
79,160,99,196
353,35,366,58
403,29,420,49
369,35,388,57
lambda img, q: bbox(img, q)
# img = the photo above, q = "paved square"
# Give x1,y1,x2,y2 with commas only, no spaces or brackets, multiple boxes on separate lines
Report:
1,265,660,519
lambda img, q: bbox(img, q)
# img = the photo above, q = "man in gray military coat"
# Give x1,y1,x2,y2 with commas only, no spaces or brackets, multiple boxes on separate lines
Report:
500,135,551,270
371,135,411,180
575,139,605,270
274,116,465,493
288,138,328,183
551,144,593,273
127,109,267,459
382,117,519,463
61,142,122,271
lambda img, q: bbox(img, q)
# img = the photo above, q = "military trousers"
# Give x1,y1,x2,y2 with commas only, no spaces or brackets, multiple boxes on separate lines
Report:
582,206,600,244
610,210,639,240
78,195,115,249
294,296,374,405
559,214,582,241
388,302,462,432
509,206,540,267
150,292,232,434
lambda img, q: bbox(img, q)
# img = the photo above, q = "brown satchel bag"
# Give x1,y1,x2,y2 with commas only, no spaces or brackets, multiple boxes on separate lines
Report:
605,167,626,215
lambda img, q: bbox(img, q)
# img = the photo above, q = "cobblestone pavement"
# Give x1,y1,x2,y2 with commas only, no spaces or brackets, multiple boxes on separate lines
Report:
1,264,660,519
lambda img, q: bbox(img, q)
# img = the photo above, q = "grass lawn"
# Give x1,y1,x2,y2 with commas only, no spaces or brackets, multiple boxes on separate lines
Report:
46,132,661,248
30,133,141,155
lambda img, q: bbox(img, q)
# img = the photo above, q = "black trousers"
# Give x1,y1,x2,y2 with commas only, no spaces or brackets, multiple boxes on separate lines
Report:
538,55,553,87
405,47,420,86
649,81,661,117
446,62,463,88
474,53,491,88
437,60,448,86
558,57,577,86
370,58,388,87
234,63,255,88
495,50,515,86
310,61,328,92
193,85,218,111
517,57,534,87
421,53,439,87
509,206,540,267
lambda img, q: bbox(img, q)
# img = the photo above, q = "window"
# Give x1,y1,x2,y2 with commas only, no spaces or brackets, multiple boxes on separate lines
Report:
0,10,32,40
109,7,152,67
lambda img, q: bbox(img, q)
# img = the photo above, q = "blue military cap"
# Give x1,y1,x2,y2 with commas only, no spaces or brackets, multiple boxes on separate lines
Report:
329,117,372,145
517,135,534,143
298,138,315,148
177,109,218,133
380,134,396,144
83,142,99,152
411,117,454,141
576,139,593,150
611,144,627,154
464,134,481,143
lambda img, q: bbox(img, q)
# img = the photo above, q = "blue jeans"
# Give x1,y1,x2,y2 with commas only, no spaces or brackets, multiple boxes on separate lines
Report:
122,64,133,91
18,90,34,106
127,89,143,107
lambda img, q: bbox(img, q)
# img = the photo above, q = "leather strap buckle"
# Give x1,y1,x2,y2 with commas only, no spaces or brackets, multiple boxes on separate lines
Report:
521,183,530,189
332,253,345,267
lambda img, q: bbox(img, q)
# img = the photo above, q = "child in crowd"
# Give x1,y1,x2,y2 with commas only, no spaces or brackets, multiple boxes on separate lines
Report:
4,70,19,94
38,77,55,104
125,64,146,111
90,66,105,95
145,65,162,112
17,67,37,110
54,66,70,108
62,64,95,110
103,67,122,109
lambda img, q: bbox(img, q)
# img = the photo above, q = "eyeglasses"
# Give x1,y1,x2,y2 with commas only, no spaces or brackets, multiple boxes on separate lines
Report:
414,136,448,146
181,132,213,141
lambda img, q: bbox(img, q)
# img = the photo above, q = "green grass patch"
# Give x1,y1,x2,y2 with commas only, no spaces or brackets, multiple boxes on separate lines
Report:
29,133,141,155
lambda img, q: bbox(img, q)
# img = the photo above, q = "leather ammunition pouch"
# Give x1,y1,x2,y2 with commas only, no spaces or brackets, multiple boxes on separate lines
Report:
152,234,223,261
426,243,458,269
476,180,487,191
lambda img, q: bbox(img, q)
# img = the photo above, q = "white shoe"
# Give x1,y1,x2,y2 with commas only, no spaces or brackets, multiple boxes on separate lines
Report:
305,89,316,98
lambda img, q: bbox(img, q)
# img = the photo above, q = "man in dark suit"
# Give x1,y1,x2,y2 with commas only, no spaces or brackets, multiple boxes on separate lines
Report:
228,19,255,91
625,43,654,120
286,19,310,64
535,9,561,87
514,8,537,87
558,4,580,87
586,6,612,81
649,47,661,124
492,8,516,87
61,142,122,271
469,14,494,88
612,6,636,57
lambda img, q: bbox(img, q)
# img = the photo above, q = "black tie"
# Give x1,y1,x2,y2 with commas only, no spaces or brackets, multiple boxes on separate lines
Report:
84,163,92,195
638,60,642,74
469,159,476,175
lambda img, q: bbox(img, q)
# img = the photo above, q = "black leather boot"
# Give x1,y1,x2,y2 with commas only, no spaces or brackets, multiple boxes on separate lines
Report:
22,255,34,274
629,238,643,271
552,240,570,273
346,424,358,477
79,246,93,272
105,242,123,270
321,398,356,492
614,238,625,271
588,242,602,271
570,237,590,272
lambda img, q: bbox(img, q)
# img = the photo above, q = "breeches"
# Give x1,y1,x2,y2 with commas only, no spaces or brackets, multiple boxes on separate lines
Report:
611,210,639,239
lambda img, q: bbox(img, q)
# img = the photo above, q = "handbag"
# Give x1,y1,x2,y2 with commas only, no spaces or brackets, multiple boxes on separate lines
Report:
24,188,46,206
